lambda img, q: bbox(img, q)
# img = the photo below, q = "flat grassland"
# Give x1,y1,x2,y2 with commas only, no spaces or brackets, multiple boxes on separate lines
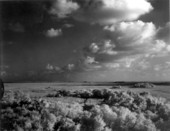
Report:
4,82,170,101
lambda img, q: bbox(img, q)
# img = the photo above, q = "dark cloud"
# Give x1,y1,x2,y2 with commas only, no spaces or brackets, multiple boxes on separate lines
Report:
1,1,45,31
140,0,169,26
8,22,25,32
156,22,170,44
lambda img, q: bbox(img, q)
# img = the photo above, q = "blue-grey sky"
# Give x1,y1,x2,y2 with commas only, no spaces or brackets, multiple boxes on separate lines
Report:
0,0,170,82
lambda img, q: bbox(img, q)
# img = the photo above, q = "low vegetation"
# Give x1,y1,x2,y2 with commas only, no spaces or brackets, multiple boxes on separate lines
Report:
131,83,155,88
1,89,170,131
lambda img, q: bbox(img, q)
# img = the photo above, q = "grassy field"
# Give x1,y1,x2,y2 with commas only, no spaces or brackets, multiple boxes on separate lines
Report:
4,82,170,101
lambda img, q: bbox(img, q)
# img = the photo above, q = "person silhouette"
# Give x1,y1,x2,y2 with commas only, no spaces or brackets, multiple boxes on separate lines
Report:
0,79,4,100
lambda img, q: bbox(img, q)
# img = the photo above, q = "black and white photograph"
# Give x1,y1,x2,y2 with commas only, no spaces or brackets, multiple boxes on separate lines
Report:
0,0,170,130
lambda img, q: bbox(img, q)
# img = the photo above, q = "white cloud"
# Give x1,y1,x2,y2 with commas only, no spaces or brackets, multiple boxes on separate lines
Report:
49,0,79,18
84,56,98,64
48,0,152,25
54,66,62,72
89,43,100,53
99,40,117,55
73,0,153,24
80,20,170,72
67,64,75,71
86,40,117,55
152,40,166,52
105,20,170,57
73,56,101,71
105,20,156,46
46,64,54,70
105,63,120,69
46,64,63,72
167,45,170,52
46,28,62,37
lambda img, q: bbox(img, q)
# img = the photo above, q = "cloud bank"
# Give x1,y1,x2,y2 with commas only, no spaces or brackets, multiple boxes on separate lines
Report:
80,21,170,72
47,0,169,76
73,0,153,24
49,0,153,25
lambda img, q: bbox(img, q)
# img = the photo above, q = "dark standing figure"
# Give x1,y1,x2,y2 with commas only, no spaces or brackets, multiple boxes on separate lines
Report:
0,79,4,100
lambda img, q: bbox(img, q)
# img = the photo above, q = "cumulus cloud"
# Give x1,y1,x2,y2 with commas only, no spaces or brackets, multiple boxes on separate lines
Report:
73,56,102,71
48,0,153,24
46,63,76,73
45,28,62,37
82,21,158,64
151,40,166,52
46,63,54,70
83,56,98,64
99,40,117,55
80,20,170,72
46,0,169,74
104,20,170,57
49,0,79,18
46,64,63,72
85,40,117,55
72,0,153,24
64,64,75,71
88,43,100,53
105,20,156,46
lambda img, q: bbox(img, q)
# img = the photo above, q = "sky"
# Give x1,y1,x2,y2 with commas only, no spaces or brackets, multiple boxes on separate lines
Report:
0,0,170,82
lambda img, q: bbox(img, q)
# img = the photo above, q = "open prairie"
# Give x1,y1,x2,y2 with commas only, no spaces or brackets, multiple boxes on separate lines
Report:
4,82,170,101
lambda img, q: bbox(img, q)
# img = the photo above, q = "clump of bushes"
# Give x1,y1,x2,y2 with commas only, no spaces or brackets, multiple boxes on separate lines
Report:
1,89,170,131
131,83,155,88
110,85,121,89
46,89,114,99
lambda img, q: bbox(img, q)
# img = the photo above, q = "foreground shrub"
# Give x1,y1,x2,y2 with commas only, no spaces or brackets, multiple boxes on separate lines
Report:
1,89,170,131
